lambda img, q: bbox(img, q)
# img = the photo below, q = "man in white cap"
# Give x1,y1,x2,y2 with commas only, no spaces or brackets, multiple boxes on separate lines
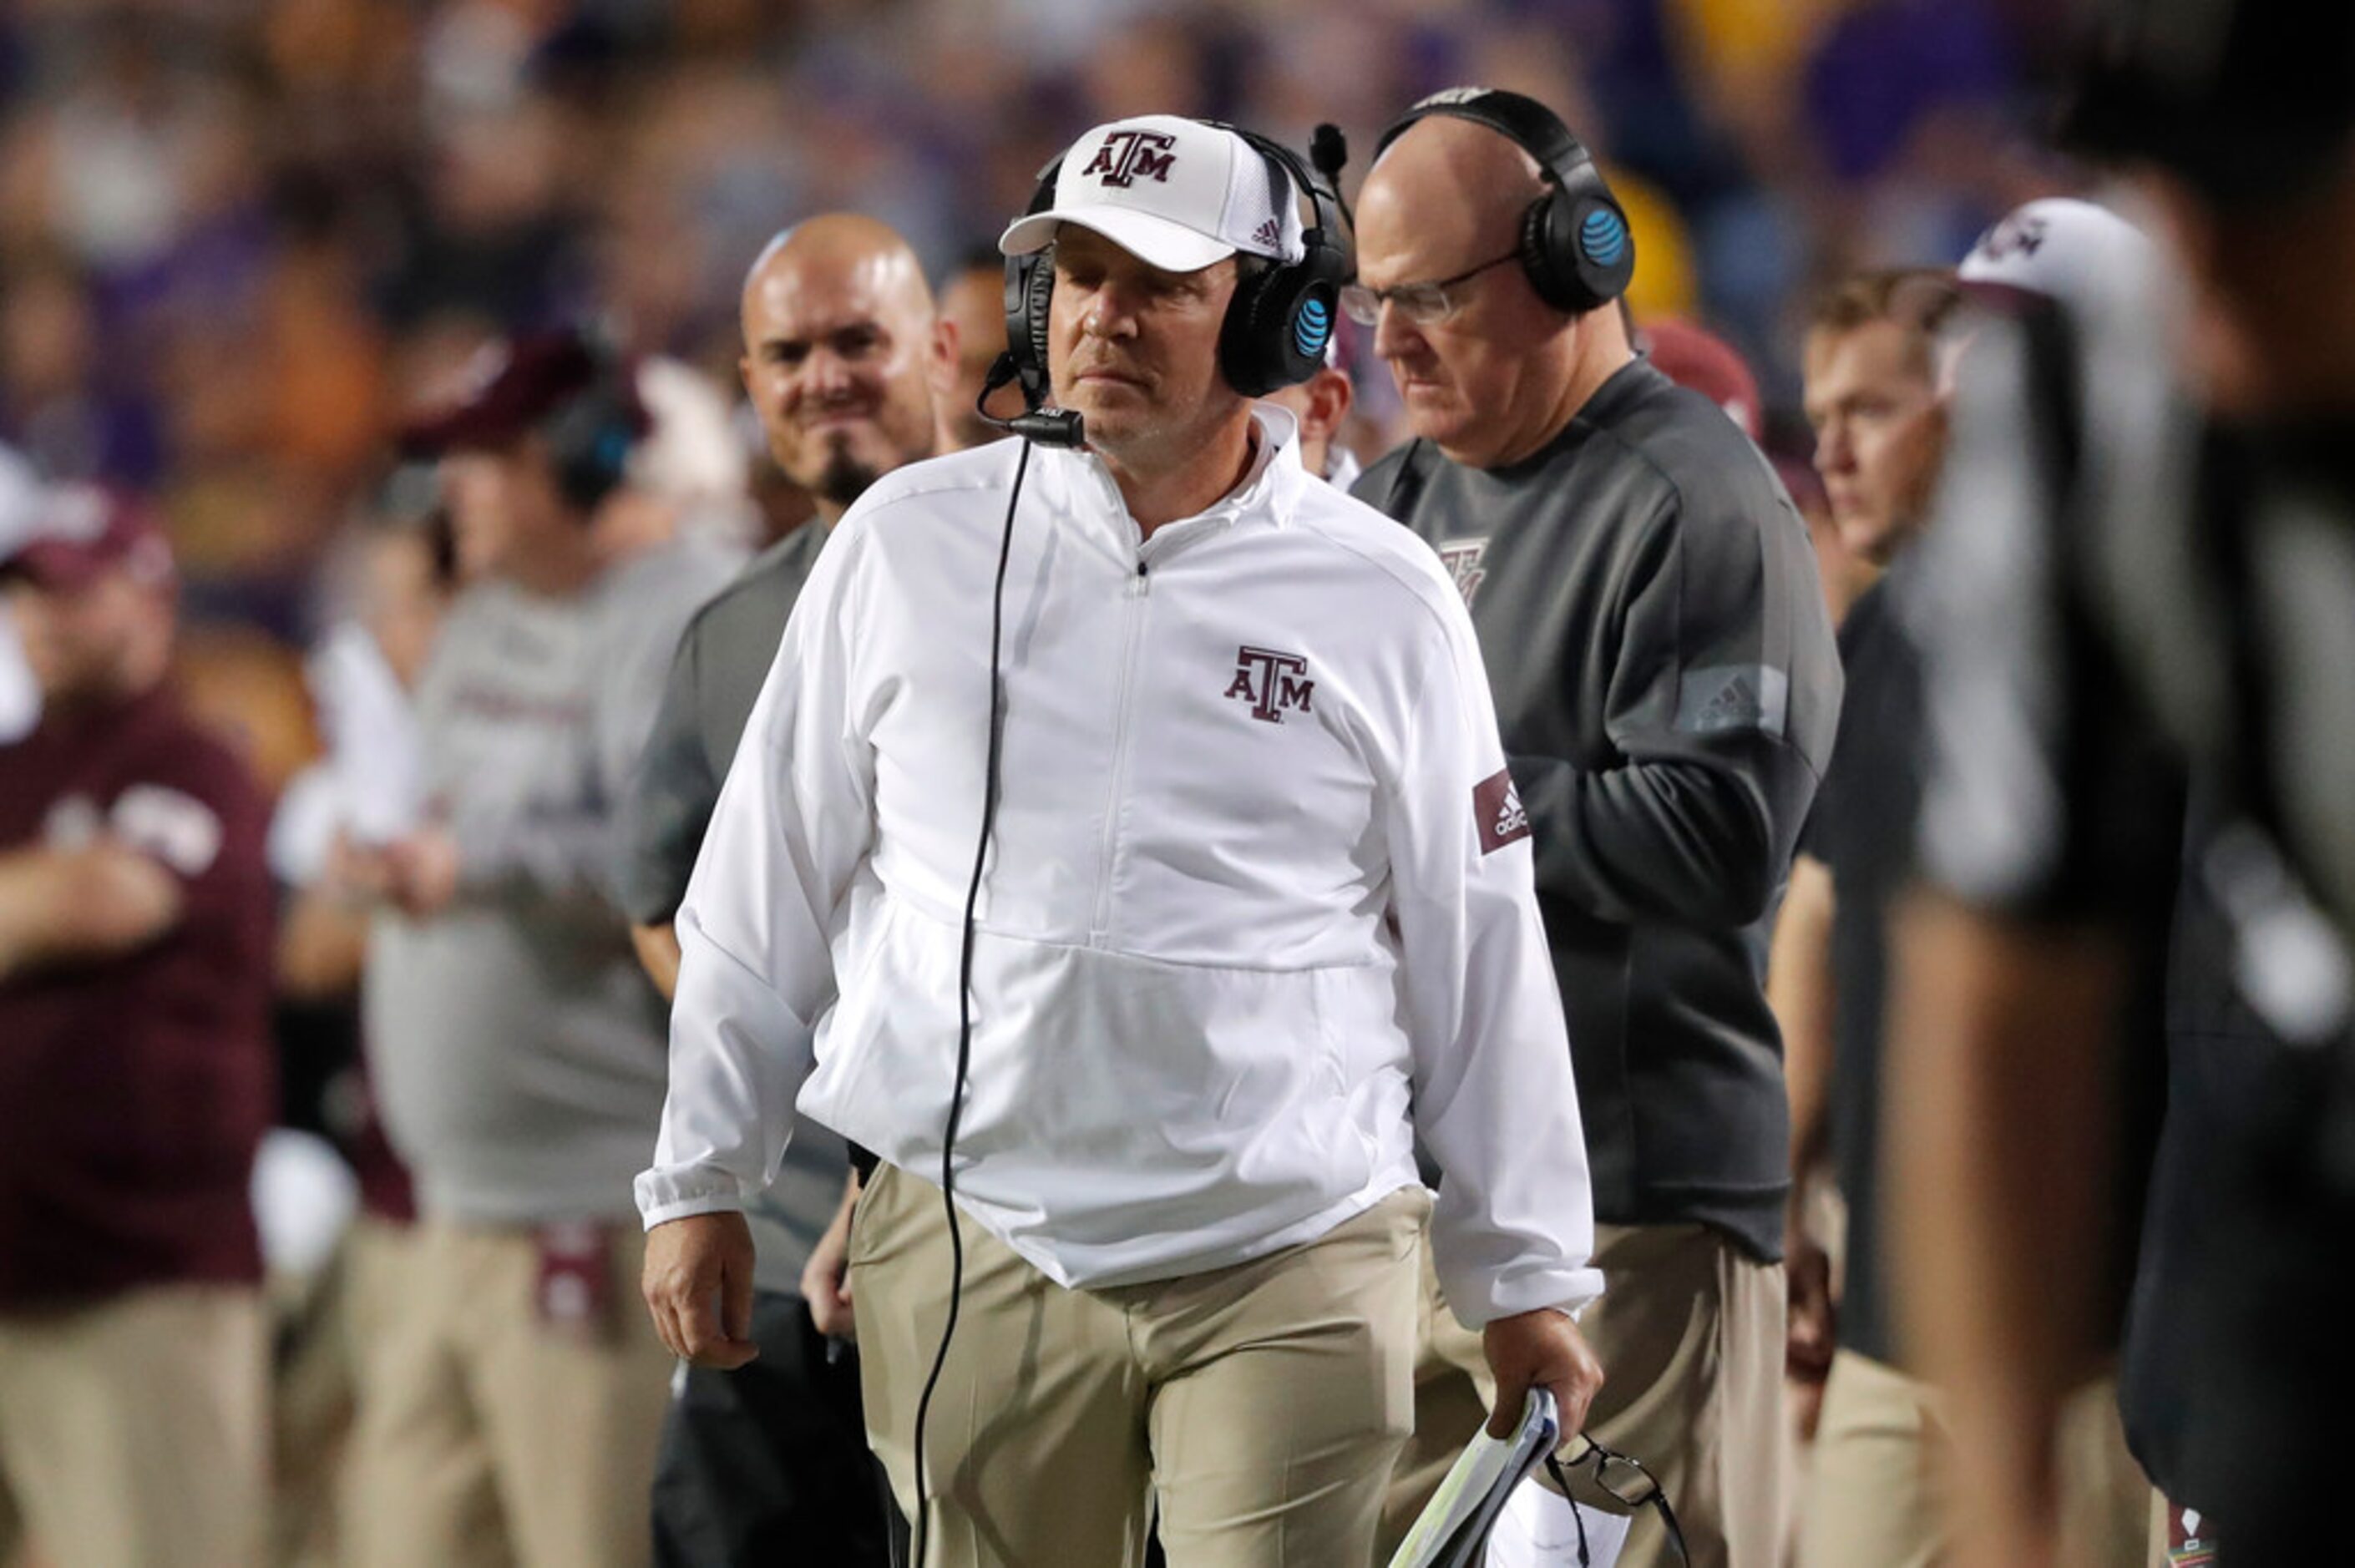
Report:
636,114,1604,1565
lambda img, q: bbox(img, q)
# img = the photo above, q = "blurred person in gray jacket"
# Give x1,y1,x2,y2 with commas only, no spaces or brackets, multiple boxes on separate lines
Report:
618,214,945,1568
1353,89,1842,1568
342,325,736,1568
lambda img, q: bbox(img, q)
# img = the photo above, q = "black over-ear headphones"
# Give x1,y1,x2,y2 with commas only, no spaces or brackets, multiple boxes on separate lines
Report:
540,331,648,515
1000,123,1350,408
1373,87,1635,317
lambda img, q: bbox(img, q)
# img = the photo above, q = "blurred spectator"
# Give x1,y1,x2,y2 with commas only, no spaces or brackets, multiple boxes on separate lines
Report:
1889,8,2355,1537
616,215,939,1567
342,325,735,1568
1775,452,1873,627
1800,269,1956,571
1612,169,1702,321
0,0,2088,688
927,247,1012,454
627,355,758,550
1638,312,1764,441
0,245,165,486
0,483,275,1567
1775,263,1962,1568
1258,343,1360,488
264,487,452,1568
0,443,43,742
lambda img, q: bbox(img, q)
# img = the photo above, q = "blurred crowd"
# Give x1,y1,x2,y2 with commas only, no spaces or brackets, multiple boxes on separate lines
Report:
0,0,2083,702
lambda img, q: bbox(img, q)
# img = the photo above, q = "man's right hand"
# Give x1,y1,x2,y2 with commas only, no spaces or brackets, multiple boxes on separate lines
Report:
1483,1307,1605,1439
1786,1227,1837,1439
802,1174,860,1338
641,1211,760,1368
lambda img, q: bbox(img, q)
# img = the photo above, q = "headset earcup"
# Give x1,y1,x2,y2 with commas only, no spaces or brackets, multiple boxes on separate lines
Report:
1566,191,1634,311
544,378,636,515
1026,257,1056,378
1001,252,1057,404
1218,242,1346,398
1524,185,1634,316
1001,153,1066,408
564,418,632,513
1218,265,1284,397
1519,193,1584,314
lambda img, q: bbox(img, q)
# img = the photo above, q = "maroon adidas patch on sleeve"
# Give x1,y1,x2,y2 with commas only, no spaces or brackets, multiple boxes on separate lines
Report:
1475,768,1531,855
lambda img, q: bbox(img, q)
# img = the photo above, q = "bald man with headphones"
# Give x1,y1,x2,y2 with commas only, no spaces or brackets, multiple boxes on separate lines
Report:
1353,91,1843,1568
638,114,1604,1566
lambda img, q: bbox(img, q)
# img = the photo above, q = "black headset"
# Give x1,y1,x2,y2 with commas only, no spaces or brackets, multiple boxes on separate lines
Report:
1000,122,1350,411
540,331,647,515
1372,87,1635,317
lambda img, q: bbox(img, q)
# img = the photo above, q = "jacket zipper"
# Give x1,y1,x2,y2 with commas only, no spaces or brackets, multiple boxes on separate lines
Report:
1091,557,1151,945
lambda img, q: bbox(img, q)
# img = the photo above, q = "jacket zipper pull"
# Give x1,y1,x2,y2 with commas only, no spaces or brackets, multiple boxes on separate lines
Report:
1129,559,1150,599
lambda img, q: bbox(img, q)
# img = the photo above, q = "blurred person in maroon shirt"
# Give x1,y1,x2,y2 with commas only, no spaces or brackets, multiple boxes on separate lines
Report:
0,481,276,1568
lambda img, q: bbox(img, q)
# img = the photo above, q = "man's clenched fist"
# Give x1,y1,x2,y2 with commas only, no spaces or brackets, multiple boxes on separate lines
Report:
642,1211,760,1368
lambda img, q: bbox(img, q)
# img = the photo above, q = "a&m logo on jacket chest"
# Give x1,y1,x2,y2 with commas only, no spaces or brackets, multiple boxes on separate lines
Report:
1224,645,1314,724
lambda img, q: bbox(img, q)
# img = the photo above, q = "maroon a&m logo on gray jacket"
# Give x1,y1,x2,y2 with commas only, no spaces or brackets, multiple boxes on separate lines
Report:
1082,129,1178,188
1224,645,1313,723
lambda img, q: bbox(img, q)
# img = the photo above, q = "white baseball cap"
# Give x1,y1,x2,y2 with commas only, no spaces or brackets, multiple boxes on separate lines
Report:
1957,198,2154,311
1000,115,1306,274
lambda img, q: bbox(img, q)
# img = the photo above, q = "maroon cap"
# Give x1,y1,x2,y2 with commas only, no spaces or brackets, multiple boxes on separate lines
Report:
400,326,647,457
0,483,175,591
1638,316,1763,444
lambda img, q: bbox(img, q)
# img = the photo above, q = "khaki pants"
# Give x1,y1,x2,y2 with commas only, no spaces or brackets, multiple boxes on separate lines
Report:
849,1164,1426,1567
2057,1375,2150,1568
1800,1353,2149,1568
265,1215,419,1567
1384,1222,1785,1568
0,1284,267,1568
1799,1351,1947,1568
342,1217,674,1568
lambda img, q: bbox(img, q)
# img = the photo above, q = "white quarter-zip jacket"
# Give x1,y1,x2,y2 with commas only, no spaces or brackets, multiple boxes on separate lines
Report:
636,407,1603,1326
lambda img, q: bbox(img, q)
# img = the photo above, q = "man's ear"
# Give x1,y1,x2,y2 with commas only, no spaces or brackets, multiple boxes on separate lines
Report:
1304,366,1354,444
926,318,961,399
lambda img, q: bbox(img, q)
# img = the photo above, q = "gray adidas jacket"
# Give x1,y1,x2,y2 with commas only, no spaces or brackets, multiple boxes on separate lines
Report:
1357,358,1841,1259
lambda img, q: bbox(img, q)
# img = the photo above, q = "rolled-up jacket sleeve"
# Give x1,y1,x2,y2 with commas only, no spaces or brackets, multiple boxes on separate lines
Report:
1385,589,1604,1327
634,530,874,1227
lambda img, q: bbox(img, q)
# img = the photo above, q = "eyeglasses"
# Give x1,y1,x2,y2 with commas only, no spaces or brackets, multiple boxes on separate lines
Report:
1543,1437,1691,1566
1338,250,1521,327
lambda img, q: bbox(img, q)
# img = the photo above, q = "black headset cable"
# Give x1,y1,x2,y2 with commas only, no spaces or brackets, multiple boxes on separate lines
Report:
907,435,1030,1566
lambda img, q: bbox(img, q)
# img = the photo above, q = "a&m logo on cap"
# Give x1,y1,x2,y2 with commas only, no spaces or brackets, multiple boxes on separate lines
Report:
1082,129,1178,188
